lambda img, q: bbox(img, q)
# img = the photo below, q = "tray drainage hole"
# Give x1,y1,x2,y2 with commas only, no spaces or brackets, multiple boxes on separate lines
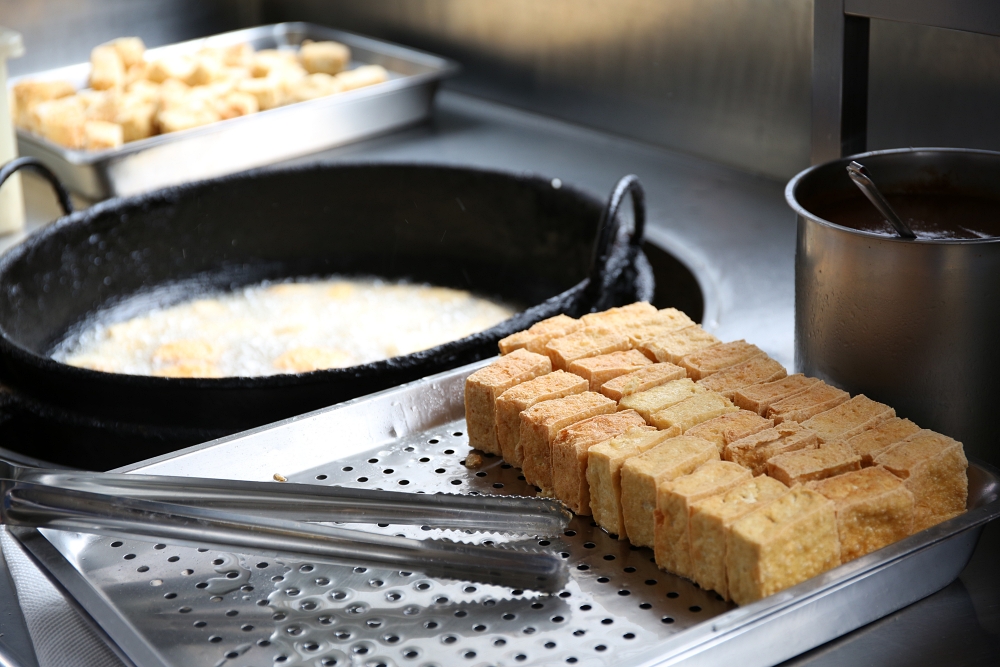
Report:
321,660,338,667
154,544,166,550
136,565,149,573
355,568,368,574
545,642,556,649
416,582,431,591
559,592,571,598
208,636,222,644
385,635,400,643
404,446,415,452
579,605,592,611
622,566,637,573
601,619,613,625
623,633,636,639
343,466,353,472
451,480,462,485
464,585,477,593
149,579,163,587
273,613,287,621
335,632,351,640
123,554,136,560
404,649,419,659
502,613,516,620
332,591,348,600
583,542,596,549
399,479,410,485
639,603,652,610
576,565,589,571
551,615,565,623
518,475,526,480
515,655,527,662
424,621,439,630
595,644,609,651
225,651,240,659
453,432,463,437
256,562,269,569
435,597,449,604
475,471,487,477
463,651,476,659
564,530,577,537
645,579,658,586
434,468,446,474
242,624,254,631
538,540,550,546
573,630,586,637
305,643,319,652
566,657,578,663
212,558,224,565
242,585,255,592
164,592,177,599
442,635,457,645
444,449,455,454
226,571,239,579
530,603,544,610
523,627,536,635
667,592,679,599
419,457,431,463
257,640,271,647
493,638,507,647
596,577,610,583
387,592,402,601
167,556,180,562
662,616,675,624
367,619,383,628
429,439,439,444
226,609,239,617
316,474,328,480
197,548,209,553
603,555,615,561
357,477,369,483
369,579,384,588
193,621,207,628
272,575,285,582
473,624,487,632
689,605,702,612
210,596,222,602
178,607,192,614
110,541,123,548
383,469,394,474
454,611,467,618
275,656,288,663
256,600,268,606
196,582,209,589
618,590,631,596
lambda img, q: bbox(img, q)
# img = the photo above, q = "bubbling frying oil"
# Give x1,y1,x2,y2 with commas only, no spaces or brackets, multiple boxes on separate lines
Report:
55,278,515,377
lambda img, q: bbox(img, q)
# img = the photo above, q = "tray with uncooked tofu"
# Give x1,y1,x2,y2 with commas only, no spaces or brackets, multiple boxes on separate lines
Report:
12,303,1000,667
9,22,457,199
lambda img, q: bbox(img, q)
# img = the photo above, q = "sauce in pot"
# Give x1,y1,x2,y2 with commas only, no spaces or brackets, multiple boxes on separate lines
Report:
811,193,1000,240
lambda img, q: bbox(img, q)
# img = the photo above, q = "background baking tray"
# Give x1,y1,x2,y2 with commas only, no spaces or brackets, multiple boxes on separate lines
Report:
13,361,1000,667
10,22,458,200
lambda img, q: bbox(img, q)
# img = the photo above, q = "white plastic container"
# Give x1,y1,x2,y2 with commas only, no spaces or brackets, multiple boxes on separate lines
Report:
0,26,24,235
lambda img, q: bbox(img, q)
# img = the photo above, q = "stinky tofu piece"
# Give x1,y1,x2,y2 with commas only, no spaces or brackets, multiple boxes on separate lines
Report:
236,76,286,110
767,442,862,487
587,427,668,538
620,436,719,547
734,374,820,416
464,349,552,455
108,37,146,68
697,356,787,399
654,461,752,578
31,97,86,149
800,395,895,444
82,120,123,150
875,430,968,532
273,347,352,373
213,90,259,120
846,417,921,466
618,378,706,422
544,326,630,371
620,308,696,348
568,349,653,391
498,314,582,355
599,363,687,402
727,486,841,605
806,467,915,562
648,392,738,436
690,476,789,600
551,410,648,514
287,72,343,102
580,302,658,327
639,326,721,364
299,40,352,75
495,370,588,466
520,392,617,495
685,410,774,454
115,96,157,142
153,339,219,364
90,45,125,90
724,422,819,476
12,80,76,130
681,340,765,381
767,382,849,424
336,65,389,91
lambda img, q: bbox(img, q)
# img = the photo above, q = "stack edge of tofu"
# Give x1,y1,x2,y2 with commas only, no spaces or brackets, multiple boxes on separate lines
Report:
464,302,969,605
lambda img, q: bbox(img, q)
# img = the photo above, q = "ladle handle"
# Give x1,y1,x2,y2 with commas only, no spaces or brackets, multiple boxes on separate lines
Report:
0,157,74,216
586,174,646,309
846,161,915,239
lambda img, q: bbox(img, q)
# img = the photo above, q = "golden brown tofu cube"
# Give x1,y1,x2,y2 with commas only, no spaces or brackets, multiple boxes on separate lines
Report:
498,314,582,355
568,349,653,391
587,427,667,538
580,302,658,327
648,392,738,436
618,378,706,422
31,97,87,149
724,422,819,476
115,96,157,142
213,90,260,120
697,356,787,399
495,370,589,466
273,347,351,373
845,417,921,466
734,374,820,416
800,395,895,444
336,65,389,91
520,392,617,495
90,45,125,90
767,382,849,424
806,467,915,562
544,326,630,371
12,80,76,130
685,410,774,453
727,486,841,605
875,430,968,532
620,436,719,547
680,340,764,381
767,442,862,487
620,308,696,349
464,349,552,455
690,476,789,600
599,363,687,402
299,40,352,75
654,461,751,578
156,106,220,134
551,410,648,514
82,120,124,150
639,326,720,364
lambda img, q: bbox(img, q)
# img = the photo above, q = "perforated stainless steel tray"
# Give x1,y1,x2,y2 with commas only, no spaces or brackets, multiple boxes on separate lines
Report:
14,360,1000,667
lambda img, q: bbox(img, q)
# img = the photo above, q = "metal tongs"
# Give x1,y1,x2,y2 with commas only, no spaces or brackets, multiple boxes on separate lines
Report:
0,459,570,592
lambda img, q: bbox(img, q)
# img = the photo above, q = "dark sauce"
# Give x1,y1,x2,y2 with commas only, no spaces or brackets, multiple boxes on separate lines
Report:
810,193,1000,240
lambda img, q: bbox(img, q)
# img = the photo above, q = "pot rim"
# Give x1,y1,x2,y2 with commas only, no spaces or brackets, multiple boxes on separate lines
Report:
785,146,1000,245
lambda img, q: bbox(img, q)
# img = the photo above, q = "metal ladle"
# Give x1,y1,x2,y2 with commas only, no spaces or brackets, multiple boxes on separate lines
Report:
846,160,917,239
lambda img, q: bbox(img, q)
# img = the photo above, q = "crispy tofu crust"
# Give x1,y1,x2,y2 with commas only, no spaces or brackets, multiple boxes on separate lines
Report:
568,349,653,391
599,363,687,402
648,392,739,435
544,326,630,371
680,340,765,381
767,442,862,487
551,410,648,514
618,378,706,422
697,356,787,398
498,314,582,355
621,308,696,350
495,370,588,466
724,422,819,476
800,395,895,444
734,374,820,416
464,349,552,455
767,382,849,424
685,410,774,453
580,302,658,327
639,326,721,365
846,417,921,466
587,427,666,538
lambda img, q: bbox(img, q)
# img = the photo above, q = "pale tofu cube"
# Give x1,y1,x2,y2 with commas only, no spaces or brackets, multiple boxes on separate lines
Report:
146,56,196,84
767,442,862,487
213,91,259,120
498,314,582,355
587,427,667,538
287,72,343,103
31,97,87,149
684,410,774,454
109,37,146,68
697,356,787,399
681,340,764,380
12,80,76,131
336,64,389,91
800,394,895,444
599,363,687,402
544,326,630,371
567,349,653,391
90,45,125,90
82,120,124,150
495,370,587,466
618,378,706,422
724,422,819,476
734,374,819,416
767,382,849,424
649,392,738,436
639,326,720,364
299,40,352,75
846,417,921,466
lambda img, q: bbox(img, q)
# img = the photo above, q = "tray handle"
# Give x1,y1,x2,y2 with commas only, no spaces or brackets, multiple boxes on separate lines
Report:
585,174,646,308
0,157,74,216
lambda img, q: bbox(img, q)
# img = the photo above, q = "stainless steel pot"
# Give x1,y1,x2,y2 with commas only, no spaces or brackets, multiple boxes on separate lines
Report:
786,148,1000,463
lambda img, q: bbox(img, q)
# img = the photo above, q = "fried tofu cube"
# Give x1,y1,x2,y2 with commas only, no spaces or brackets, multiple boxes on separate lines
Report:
727,486,841,605
734,374,819,416
806,467,915,562
800,395,895,444
153,339,219,364
724,422,819,476
213,90,259,120
90,45,125,90
299,40,352,75
82,120,124,150
685,410,774,454
618,378,706,422
464,349,552,455
654,461,752,578
620,308,696,350
599,363,687,402
12,80,76,130
587,427,667,538
222,42,254,67
767,382,849,424
680,340,764,380
495,370,588,465
620,436,719,547
846,417,921,466
697,356,787,399
31,97,86,148
108,37,146,68
186,55,225,86
146,56,195,84
237,76,286,110
767,442,862,487
250,49,299,77
156,106,220,134
273,346,352,372
336,64,389,91
498,314,582,355
544,326,630,371
639,326,720,364
520,392,617,495
875,430,968,532
568,349,653,391
580,302,658,327
552,410,648,514
287,72,343,103
649,391,738,436
690,476,789,600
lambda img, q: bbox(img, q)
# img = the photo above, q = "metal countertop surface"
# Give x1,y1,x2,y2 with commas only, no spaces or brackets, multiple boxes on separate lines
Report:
2,91,998,666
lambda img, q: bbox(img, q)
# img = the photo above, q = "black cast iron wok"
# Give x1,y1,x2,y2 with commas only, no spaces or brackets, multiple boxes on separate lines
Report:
0,159,654,468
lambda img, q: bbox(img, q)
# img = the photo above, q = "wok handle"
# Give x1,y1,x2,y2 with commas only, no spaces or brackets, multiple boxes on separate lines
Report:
0,157,74,216
585,174,646,306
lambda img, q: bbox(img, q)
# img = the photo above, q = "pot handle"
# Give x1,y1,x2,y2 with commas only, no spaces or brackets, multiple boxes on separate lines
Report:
585,174,646,306
0,157,74,216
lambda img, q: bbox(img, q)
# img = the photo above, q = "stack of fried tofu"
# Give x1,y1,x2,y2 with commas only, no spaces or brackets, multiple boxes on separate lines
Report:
464,302,969,605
